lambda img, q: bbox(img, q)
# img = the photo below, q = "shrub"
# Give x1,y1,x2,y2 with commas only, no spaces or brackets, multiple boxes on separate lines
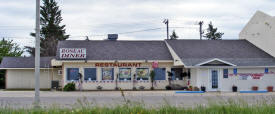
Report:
193,86,200,91
63,82,76,91
139,86,145,90
97,86,103,90
165,85,172,90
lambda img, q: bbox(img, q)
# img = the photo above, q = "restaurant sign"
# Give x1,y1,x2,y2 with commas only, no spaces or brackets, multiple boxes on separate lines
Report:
95,63,142,67
60,48,86,59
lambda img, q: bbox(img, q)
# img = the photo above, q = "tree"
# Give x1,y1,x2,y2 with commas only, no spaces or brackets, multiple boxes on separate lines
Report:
0,38,24,62
170,30,179,39
203,22,224,40
150,70,156,90
25,0,69,56
0,38,24,88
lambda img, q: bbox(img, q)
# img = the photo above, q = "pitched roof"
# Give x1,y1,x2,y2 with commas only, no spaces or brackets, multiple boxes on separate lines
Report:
0,57,54,68
56,40,173,60
1,39,275,68
166,39,275,66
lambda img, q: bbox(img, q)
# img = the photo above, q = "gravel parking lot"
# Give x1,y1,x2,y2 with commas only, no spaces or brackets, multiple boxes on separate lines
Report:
1,90,275,108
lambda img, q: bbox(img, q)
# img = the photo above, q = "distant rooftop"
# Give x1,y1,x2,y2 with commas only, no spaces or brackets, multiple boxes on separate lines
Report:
0,57,54,68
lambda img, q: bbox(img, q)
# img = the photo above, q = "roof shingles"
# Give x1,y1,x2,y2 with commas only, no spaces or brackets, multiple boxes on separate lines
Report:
0,57,54,68
56,40,173,60
166,39,275,66
1,39,275,68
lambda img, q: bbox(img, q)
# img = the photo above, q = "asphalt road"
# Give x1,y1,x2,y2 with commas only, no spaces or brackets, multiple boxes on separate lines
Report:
0,91,275,108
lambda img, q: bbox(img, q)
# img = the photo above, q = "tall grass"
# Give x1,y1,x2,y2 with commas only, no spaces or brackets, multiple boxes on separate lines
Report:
1,104,275,114
2,91,275,114
1,99,275,114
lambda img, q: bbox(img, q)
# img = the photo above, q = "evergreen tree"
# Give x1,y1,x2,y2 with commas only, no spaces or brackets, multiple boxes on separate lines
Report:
204,22,224,40
170,30,179,40
25,0,69,56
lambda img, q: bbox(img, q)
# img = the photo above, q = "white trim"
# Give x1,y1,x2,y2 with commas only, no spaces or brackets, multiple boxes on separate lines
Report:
164,40,186,66
56,60,172,63
51,59,173,66
0,68,56,70
195,58,236,66
186,66,275,68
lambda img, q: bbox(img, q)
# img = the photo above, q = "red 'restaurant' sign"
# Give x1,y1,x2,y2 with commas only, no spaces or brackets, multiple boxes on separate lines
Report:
60,48,86,59
95,63,142,67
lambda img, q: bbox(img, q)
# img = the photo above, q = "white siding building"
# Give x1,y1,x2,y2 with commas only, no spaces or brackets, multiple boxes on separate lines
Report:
1,39,275,92
239,11,275,57
2,11,275,92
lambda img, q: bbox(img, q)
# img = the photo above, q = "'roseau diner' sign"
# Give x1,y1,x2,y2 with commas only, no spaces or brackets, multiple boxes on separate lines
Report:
60,48,86,59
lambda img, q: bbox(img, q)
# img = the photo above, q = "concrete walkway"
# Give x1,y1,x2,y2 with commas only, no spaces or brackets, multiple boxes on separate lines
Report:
0,91,275,108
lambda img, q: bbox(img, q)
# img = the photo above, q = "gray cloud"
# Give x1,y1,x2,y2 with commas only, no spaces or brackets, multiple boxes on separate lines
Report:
0,0,274,49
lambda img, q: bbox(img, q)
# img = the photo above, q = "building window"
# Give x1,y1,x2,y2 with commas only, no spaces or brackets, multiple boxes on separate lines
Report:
233,68,238,75
102,68,114,80
171,68,183,80
136,68,149,80
119,68,131,80
223,69,228,78
84,68,97,81
67,68,79,81
154,68,166,80
265,68,269,73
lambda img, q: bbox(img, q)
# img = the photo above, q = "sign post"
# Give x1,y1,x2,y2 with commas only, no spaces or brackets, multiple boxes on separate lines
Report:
34,0,40,107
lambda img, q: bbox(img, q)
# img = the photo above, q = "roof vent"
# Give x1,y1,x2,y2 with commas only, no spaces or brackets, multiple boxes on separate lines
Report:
108,34,118,40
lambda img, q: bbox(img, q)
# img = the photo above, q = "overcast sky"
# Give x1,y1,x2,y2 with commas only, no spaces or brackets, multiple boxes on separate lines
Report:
0,0,274,48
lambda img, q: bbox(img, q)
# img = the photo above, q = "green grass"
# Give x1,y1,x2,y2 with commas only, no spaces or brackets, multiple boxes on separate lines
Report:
1,101,275,114
1,89,275,114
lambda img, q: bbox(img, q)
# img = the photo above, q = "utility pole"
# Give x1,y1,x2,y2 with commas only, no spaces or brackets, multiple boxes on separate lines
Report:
34,0,40,107
199,21,203,40
163,19,169,40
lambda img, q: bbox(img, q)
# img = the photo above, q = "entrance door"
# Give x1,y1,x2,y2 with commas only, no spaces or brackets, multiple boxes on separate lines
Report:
210,69,219,91
171,68,183,80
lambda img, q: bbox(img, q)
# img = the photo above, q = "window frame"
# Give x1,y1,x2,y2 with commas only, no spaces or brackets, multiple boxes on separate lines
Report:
136,67,150,80
66,68,79,81
223,69,228,79
101,67,114,81
83,67,97,81
118,68,132,81
154,68,166,80
171,68,184,80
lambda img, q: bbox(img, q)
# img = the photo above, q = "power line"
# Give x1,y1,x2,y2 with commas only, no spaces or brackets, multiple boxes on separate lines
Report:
0,26,199,40
117,27,162,34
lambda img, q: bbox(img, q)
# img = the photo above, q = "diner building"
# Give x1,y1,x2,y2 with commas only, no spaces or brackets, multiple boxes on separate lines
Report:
1,36,275,91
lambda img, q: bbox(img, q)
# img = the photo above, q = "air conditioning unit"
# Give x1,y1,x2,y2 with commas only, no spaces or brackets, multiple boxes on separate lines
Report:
58,70,63,75
107,34,118,40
